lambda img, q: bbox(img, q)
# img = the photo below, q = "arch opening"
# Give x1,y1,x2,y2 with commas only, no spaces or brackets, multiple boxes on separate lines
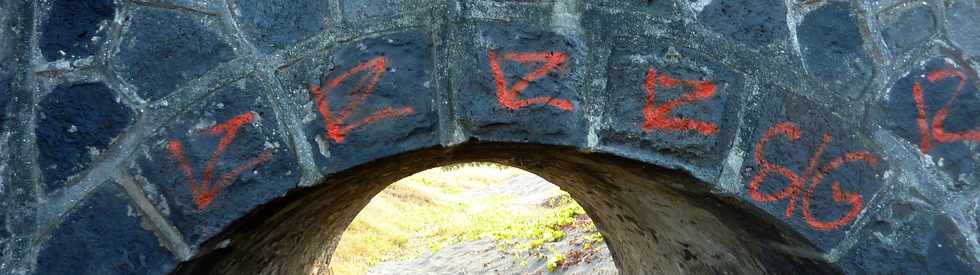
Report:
174,143,840,275
329,162,615,274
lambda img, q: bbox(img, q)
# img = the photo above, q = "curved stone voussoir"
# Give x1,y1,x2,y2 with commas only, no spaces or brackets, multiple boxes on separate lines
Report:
128,77,299,247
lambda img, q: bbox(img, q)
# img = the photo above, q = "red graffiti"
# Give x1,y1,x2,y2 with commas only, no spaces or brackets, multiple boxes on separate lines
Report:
749,122,878,231
167,112,274,210
913,69,980,153
487,49,573,111
642,68,718,135
309,56,414,143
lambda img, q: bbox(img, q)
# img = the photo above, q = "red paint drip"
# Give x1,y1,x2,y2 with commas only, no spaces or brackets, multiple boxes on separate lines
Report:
308,56,415,143
748,121,879,231
167,112,274,210
642,68,718,135
487,49,573,111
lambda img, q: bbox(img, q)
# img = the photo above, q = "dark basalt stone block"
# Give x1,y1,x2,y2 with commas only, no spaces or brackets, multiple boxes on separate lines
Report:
231,0,329,52
131,77,300,245
37,82,134,193
453,22,588,147
41,0,114,60
882,58,979,191
111,7,234,102
798,2,873,98
700,0,789,46
36,182,176,275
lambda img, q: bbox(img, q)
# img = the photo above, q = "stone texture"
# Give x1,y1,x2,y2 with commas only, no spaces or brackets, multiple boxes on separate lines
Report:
35,182,176,275
37,82,133,193
453,21,588,147
279,31,439,174
0,2,37,274
4,0,980,274
840,201,978,274
111,6,234,102
739,90,884,251
882,58,979,192
598,35,743,181
593,0,679,18
341,0,431,20
947,0,980,58
230,0,329,52
798,2,873,98
879,5,935,55
40,0,113,60
130,77,299,246
700,0,789,46
0,75,9,128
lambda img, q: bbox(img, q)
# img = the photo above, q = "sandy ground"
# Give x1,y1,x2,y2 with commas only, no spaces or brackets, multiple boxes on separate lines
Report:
368,174,619,275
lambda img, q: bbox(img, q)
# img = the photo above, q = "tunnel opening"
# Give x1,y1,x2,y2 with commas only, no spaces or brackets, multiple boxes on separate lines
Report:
329,163,614,274
173,142,841,275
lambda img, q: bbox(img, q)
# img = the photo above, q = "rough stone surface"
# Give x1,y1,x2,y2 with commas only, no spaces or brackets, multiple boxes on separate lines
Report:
740,90,884,251
700,0,789,46
593,0,679,18
111,6,234,102
841,203,977,274
879,5,935,55
341,0,432,20
40,0,113,60
882,58,979,191
0,75,9,130
598,34,743,180
798,2,873,98
279,31,439,174
130,77,299,246
35,182,176,275
947,0,980,57
0,1,37,274
230,0,329,53
37,82,133,193
453,21,588,147
2,0,979,274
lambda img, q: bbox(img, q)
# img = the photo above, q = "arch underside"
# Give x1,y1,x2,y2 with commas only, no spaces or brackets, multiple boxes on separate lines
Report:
174,143,838,275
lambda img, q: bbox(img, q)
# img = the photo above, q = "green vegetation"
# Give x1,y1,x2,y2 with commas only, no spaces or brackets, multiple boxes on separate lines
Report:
491,195,585,250
546,246,566,272
328,164,602,275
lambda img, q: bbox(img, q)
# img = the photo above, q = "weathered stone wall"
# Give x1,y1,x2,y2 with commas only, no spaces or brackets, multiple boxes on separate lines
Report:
1,0,978,274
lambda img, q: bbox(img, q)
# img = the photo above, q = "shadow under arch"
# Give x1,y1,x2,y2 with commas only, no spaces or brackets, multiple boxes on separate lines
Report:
174,142,840,275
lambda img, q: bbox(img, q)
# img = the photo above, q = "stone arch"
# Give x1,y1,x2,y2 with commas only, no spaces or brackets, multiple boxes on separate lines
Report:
1,0,977,274
172,143,837,275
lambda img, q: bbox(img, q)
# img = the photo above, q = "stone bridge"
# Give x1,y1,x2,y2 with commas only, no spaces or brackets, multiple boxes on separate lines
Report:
1,0,978,274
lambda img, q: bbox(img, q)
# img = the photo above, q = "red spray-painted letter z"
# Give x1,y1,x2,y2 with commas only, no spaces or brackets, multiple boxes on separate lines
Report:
488,49,573,111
